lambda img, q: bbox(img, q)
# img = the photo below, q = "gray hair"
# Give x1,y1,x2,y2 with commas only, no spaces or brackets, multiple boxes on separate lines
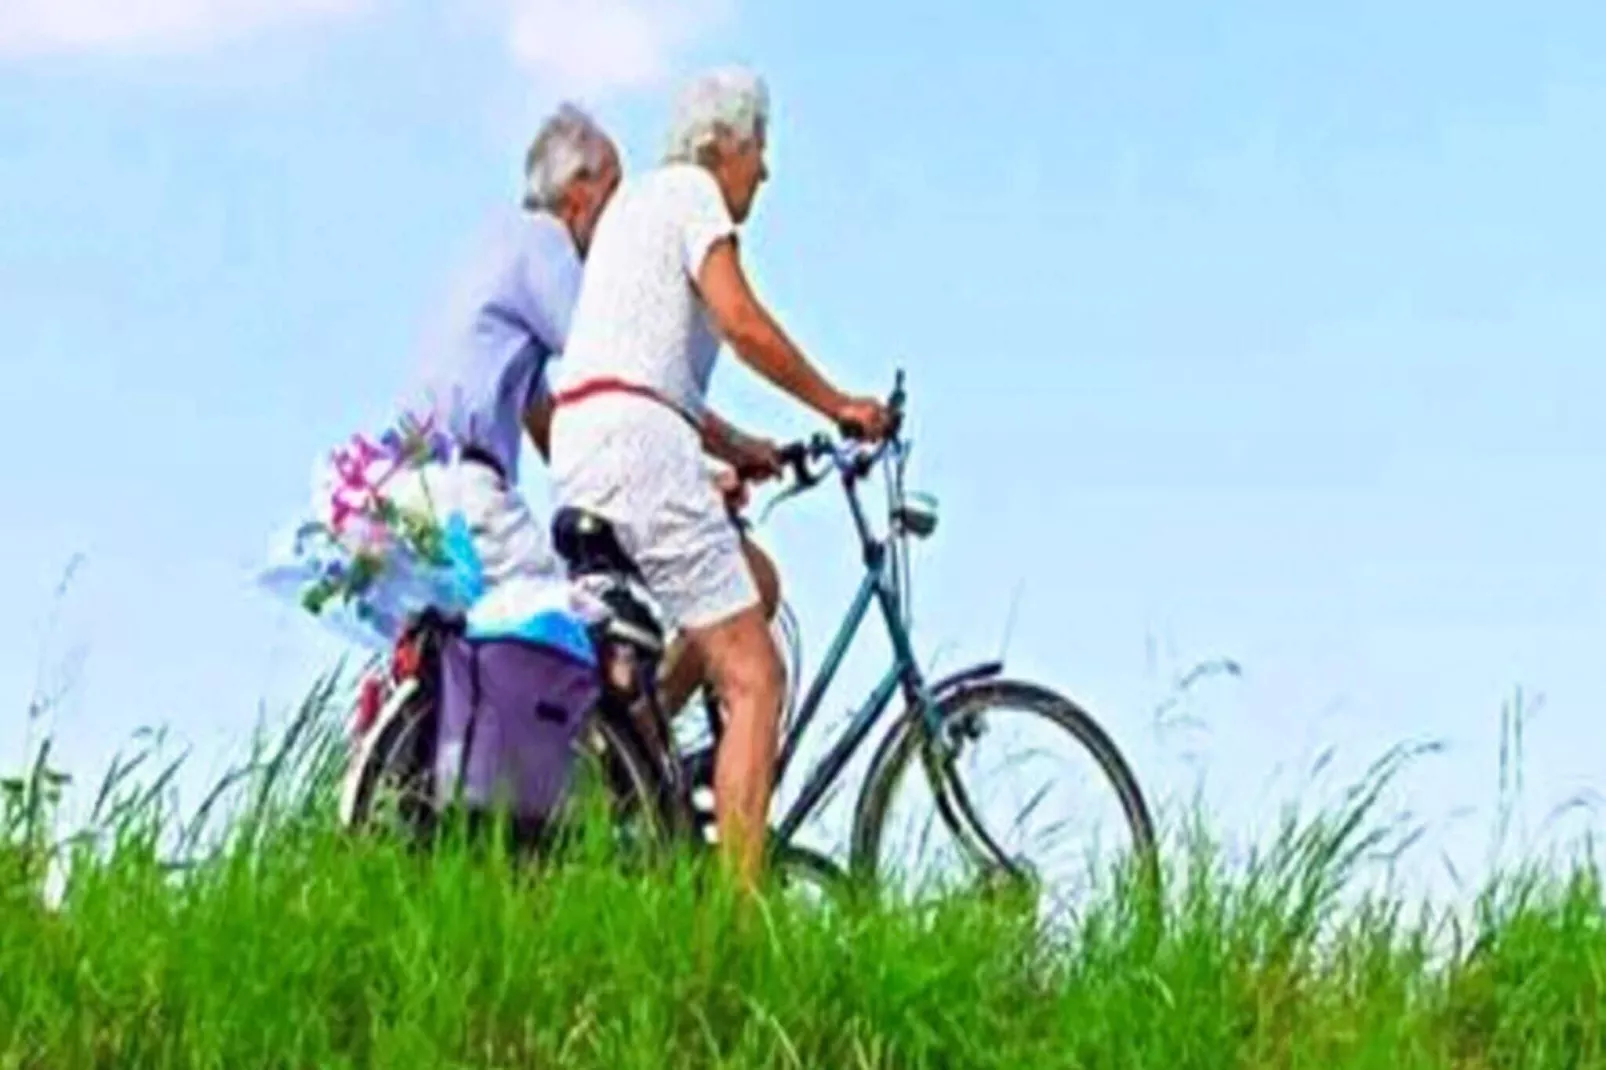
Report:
523,103,613,211
664,66,770,166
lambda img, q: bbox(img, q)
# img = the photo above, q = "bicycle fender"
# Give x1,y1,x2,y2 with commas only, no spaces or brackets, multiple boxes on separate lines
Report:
928,661,1004,702
338,676,421,828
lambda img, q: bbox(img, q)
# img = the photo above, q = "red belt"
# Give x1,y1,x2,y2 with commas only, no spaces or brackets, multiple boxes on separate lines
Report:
549,377,700,432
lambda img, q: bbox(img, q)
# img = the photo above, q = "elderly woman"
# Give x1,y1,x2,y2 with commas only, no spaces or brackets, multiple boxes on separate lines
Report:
545,66,890,886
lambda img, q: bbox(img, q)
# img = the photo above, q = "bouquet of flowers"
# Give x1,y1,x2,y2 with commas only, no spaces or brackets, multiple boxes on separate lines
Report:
258,410,484,649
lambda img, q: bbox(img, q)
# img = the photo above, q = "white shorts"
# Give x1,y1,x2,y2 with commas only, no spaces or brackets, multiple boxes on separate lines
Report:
385,458,561,592
548,392,759,630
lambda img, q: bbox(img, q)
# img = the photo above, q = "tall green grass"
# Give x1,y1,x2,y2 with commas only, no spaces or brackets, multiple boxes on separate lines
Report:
2,673,1602,1068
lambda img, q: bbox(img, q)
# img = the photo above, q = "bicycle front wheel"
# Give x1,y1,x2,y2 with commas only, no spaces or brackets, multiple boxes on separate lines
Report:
850,679,1159,924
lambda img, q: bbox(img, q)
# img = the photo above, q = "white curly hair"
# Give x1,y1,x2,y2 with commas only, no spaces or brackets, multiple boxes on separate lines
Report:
663,66,770,165
523,102,614,211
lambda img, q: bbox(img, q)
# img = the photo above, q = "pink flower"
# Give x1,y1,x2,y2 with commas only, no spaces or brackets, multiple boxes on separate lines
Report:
330,435,387,495
329,496,357,535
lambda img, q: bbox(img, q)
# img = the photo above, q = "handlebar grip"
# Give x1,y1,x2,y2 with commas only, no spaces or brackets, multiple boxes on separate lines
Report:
777,442,809,466
839,414,904,443
887,372,906,426
837,371,906,442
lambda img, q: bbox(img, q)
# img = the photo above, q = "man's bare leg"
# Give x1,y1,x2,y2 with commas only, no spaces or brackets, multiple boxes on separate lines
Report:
682,603,785,888
659,536,780,719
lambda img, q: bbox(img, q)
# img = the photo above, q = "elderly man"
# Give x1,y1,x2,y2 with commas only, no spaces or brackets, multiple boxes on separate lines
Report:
394,103,621,600
546,67,890,886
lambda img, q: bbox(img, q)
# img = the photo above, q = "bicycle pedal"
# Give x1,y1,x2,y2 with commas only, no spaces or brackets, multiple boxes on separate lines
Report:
681,744,716,791
689,799,719,843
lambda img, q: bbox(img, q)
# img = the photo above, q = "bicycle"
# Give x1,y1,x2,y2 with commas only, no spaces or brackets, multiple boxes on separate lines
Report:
341,371,1160,913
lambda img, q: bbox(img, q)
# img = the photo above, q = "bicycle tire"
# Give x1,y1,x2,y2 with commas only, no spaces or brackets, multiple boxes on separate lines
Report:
340,685,437,844
849,678,1160,907
340,689,680,863
561,705,690,861
770,842,857,906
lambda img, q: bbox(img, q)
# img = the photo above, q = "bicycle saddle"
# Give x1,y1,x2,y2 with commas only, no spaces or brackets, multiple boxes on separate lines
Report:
551,507,643,581
551,507,663,656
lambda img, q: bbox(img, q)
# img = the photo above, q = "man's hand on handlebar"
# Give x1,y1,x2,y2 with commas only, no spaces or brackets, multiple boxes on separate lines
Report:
835,395,893,442
727,432,785,484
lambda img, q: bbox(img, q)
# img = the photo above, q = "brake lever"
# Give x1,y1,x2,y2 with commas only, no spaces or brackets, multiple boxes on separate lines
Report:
754,478,811,527
750,441,825,526
783,441,827,488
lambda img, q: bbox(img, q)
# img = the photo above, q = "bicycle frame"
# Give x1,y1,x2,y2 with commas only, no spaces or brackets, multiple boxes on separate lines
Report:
765,432,946,847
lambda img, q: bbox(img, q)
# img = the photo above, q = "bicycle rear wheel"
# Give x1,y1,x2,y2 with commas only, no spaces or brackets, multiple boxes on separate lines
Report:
339,683,436,845
554,708,687,865
850,678,1159,925
340,692,676,865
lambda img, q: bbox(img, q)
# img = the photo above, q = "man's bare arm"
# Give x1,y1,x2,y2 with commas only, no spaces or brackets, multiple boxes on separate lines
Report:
700,408,759,467
523,391,554,463
696,237,847,422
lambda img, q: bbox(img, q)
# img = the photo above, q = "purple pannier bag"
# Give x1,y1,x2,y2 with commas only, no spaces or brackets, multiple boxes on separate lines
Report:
431,633,601,823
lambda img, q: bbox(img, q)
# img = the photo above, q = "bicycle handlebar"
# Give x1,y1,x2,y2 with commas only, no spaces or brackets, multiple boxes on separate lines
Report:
837,367,907,443
729,369,906,487
729,370,909,524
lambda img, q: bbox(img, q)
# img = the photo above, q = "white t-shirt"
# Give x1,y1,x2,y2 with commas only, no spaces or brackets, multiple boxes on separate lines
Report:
547,164,736,419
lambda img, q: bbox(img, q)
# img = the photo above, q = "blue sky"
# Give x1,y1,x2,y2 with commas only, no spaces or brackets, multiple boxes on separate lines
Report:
3,0,1601,896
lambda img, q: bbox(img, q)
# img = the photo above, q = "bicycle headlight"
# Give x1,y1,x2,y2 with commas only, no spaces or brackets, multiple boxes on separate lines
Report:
895,491,939,538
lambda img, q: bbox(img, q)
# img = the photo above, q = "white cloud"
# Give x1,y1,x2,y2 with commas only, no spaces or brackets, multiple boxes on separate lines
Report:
0,0,368,58
0,0,732,99
503,0,732,98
